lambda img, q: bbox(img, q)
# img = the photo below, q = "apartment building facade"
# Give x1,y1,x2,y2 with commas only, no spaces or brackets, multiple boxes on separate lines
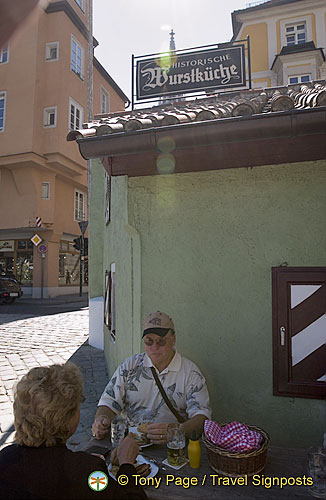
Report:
0,0,128,297
232,0,326,88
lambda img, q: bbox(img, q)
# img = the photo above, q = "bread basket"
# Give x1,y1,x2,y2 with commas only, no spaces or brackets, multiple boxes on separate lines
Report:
202,424,269,477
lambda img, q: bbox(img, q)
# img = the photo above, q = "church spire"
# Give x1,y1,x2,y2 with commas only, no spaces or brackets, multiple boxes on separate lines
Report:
169,29,176,52
161,28,183,105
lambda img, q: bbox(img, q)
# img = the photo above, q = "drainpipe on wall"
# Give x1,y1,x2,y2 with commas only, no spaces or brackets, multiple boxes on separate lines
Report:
87,0,105,350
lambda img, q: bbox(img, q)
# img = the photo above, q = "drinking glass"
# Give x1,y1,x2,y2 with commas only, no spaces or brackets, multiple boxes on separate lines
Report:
167,423,186,467
111,415,127,448
308,447,326,499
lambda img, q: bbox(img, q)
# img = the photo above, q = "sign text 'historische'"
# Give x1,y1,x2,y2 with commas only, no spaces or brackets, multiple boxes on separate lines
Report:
136,45,246,100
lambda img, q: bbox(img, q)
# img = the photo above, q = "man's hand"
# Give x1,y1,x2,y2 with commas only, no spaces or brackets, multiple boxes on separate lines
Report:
117,433,139,465
147,422,170,444
110,447,119,466
92,416,110,440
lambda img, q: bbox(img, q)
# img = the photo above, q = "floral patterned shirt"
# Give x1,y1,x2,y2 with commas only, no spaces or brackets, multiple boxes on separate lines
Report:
98,351,212,424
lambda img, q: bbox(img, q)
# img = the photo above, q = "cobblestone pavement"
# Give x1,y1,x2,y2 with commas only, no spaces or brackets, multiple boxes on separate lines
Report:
0,308,109,451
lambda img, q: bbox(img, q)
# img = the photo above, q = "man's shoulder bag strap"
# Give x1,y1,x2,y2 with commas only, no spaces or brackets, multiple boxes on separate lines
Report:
150,366,185,423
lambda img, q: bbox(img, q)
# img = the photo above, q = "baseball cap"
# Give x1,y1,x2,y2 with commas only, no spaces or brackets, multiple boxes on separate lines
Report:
142,311,175,338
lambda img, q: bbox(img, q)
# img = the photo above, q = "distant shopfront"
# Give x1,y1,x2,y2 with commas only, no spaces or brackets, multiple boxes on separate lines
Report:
58,240,88,286
0,239,33,285
0,238,88,295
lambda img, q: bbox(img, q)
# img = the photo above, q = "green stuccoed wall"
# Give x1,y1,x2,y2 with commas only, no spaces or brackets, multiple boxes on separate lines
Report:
90,160,141,372
89,161,105,299
90,158,326,447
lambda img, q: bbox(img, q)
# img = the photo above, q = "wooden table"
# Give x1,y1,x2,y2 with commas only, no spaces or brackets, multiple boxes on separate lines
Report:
139,444,313,499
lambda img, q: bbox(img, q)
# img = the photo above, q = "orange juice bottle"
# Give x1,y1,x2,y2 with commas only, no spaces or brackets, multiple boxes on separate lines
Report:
188,432,201,468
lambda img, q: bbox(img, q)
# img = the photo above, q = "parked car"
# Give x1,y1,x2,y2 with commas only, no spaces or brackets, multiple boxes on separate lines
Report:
0,276,23,304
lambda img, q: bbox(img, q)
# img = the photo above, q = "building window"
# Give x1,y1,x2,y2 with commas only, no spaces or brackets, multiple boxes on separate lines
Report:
105,172,111,224
286,23,306,46
16,240,33,285
74,0,85,12
288,75,311,84
0,44,9,64
0,91,6,132
59,240,87,286
272,267,326,400
0,240,33,285
104,264,116,342
101,87,110,113
69,98,83,130
42,182,50,199
43,106,57,128
71,35,84,79
45,42,59,61
74,190,86,221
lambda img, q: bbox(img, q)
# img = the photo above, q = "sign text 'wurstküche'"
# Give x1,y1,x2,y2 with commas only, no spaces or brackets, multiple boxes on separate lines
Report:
136,45,246,100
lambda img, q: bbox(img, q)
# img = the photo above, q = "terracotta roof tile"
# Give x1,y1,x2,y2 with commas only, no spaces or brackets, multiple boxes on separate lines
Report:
67,82,326,142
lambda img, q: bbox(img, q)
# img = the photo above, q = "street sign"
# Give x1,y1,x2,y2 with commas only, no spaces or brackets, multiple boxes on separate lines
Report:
38,243,48,253
31,234,42,246
78,221,88,236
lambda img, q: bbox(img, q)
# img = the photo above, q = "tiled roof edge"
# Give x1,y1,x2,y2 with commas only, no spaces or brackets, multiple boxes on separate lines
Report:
67,81,326,143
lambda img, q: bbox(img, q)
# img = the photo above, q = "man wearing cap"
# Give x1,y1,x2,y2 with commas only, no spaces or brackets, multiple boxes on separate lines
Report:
92,311,211,444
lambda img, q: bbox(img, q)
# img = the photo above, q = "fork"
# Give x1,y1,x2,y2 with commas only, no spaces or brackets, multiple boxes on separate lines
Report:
141,454,166,469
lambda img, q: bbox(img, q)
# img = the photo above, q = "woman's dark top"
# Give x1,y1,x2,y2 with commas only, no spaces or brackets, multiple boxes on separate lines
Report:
0,443,147,500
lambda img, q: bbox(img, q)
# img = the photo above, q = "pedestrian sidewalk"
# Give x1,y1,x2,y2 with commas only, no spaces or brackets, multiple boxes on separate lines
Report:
0,308,109,452
67,342,110,451
19,292,88,307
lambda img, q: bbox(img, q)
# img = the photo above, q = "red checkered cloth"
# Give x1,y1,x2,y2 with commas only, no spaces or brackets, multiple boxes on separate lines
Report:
204,420,262,453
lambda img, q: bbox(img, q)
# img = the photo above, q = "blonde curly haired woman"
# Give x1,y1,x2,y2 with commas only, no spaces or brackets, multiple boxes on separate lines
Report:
0,363,146,500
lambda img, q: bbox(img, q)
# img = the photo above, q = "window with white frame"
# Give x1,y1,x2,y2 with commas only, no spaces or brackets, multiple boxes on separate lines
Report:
288,74,311,84
74,0,85,11
74,190,86,221
69,98,83,130
101,87,110,113
105,172,111,224
0,91,6,131
272,267,326,399
286,22,306,46
45,42,59,61
104,264,116,342
44,106,57,127
42,182,50,199
71,35,84,78
0,44,9,64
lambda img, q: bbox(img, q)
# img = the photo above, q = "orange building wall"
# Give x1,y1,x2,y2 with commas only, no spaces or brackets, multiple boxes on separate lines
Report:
54,176,87,236
0,1,126,296
93,68,127,113
0,15,39,155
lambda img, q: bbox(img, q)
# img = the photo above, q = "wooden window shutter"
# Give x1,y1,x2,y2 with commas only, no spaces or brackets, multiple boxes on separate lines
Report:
272,267,326,399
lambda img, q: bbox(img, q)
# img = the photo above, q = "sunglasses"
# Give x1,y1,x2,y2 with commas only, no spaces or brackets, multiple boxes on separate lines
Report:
143,336,172,347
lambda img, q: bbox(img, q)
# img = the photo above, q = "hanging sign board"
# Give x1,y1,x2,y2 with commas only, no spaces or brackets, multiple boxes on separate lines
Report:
0,240,14,252
136,44,246,100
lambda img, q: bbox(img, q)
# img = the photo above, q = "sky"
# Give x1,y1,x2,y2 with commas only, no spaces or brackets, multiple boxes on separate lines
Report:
93,0,249,102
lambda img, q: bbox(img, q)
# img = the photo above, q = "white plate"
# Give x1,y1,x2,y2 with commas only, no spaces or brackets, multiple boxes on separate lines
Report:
10,293,18,297
129,426,152,448
108,454,159,480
